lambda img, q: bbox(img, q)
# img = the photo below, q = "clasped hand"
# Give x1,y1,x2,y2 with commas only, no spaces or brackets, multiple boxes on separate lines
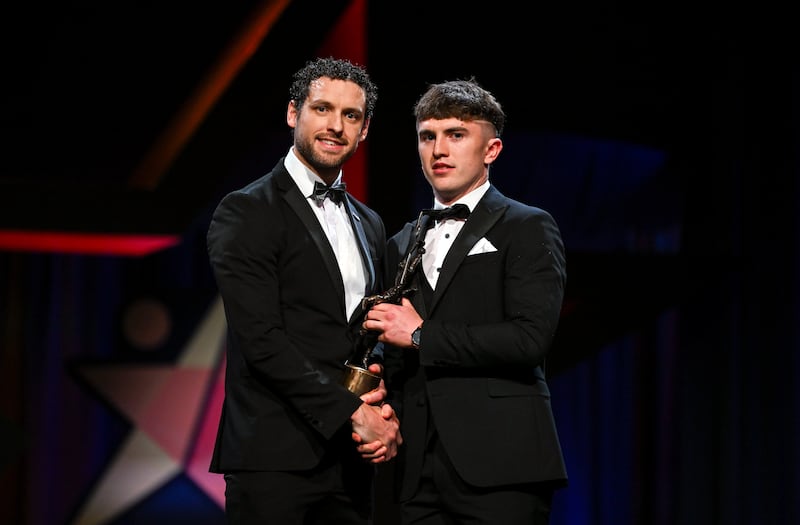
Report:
350,363,402,463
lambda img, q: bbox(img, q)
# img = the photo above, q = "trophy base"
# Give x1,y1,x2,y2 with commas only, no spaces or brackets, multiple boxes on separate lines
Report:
342,363,381,396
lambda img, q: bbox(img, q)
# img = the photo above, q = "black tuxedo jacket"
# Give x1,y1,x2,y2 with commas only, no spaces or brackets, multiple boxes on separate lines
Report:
206,158,385,472
384,185,568,500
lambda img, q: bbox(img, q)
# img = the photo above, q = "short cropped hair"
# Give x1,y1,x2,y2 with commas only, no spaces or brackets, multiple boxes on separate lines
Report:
413,78,505,138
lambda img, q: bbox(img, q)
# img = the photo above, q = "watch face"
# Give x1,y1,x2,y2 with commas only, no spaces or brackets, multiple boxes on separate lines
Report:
412,327,421,348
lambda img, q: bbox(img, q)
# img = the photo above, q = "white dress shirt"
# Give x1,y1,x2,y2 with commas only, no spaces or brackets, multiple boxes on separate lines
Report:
422,181,490,288
284,148,367,319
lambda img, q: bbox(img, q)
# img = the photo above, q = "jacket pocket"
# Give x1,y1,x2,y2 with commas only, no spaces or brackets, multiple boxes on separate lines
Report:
487,377,550,398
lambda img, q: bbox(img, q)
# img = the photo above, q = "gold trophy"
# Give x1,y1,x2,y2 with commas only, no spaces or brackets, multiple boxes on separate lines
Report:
342,211,430,395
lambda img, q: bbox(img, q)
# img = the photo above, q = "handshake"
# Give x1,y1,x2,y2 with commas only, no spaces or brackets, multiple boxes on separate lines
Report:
346,210,430,463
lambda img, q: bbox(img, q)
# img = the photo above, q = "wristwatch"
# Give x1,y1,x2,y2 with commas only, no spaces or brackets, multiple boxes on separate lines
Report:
411,325,422,349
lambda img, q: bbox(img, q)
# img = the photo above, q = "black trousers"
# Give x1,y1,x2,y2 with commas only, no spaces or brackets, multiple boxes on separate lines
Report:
224,443,374,525
400,432,554,525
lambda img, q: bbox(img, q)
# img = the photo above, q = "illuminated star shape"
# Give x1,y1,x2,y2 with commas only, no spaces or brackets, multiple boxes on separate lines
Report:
71,296,227,525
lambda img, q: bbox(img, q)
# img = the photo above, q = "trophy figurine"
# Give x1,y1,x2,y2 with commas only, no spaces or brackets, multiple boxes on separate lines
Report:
342,211,429,395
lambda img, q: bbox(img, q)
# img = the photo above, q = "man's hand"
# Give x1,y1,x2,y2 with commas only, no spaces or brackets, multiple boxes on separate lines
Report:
362,297,423,348
359,363,386,406
351,402,402,463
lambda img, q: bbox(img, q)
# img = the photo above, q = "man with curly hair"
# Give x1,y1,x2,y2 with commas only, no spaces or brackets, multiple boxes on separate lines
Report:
207,57,401,524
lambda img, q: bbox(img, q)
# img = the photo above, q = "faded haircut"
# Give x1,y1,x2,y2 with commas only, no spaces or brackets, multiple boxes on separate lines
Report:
413,78,505,137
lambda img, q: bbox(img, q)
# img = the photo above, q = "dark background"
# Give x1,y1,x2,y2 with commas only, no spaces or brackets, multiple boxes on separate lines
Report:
1,1,797,524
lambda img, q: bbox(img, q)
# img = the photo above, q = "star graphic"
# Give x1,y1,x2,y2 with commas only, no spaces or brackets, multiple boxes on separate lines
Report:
71,296,227,525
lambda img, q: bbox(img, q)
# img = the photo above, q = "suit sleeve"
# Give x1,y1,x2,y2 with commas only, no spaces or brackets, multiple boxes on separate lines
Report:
207,191,362,440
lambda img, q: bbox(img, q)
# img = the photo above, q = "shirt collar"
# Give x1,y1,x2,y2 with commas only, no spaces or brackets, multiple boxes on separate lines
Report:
432,180,490,213
284,146,344,198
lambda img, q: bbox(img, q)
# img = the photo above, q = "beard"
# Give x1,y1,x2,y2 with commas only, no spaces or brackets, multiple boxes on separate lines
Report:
294,132,358,174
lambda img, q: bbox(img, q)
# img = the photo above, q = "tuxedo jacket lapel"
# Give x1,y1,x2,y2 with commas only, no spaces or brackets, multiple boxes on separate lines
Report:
344,197,377,324
345,198,376,291
278,170,346,311
431,190,507,312
398,215,434,319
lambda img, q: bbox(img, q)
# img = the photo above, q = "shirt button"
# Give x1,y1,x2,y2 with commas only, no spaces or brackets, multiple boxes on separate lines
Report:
444,233,450,239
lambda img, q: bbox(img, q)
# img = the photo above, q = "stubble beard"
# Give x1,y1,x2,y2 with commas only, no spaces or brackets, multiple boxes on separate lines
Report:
295,134,356,174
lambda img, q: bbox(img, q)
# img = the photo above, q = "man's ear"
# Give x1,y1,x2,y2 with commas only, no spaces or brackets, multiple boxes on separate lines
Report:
359,118,371,142
286,100,298,129
484,137,503,165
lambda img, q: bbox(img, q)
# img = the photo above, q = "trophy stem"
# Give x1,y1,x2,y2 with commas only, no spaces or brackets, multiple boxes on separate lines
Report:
342,210,428,397
342,362,381,396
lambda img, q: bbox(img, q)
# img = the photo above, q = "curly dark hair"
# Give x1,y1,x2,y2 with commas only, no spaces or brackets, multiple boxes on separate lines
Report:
413,78,505,138
288,57,378,121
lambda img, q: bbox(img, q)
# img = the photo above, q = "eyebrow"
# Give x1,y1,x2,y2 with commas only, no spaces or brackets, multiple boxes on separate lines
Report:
418,124,469,134
309,100,364,115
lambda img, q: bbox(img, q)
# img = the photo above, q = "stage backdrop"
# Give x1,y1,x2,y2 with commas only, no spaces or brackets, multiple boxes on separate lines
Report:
3,124,798,524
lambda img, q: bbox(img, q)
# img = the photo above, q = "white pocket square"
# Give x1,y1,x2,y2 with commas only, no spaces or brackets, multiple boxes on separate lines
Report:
468,237,497,256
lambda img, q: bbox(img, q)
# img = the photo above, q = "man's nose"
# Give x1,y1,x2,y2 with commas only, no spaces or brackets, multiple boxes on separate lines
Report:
327,112,345,132
432,138,447,157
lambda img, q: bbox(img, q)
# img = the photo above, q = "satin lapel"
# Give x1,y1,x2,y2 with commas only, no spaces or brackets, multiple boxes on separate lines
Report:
281,174,346,306
344,197,375,324
410,271,430,319
430,200,506,311
344,197,375,292
403,218,431,319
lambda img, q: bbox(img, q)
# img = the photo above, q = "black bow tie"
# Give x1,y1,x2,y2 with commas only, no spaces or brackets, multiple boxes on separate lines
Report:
424,204,471,222
311,181,347,206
